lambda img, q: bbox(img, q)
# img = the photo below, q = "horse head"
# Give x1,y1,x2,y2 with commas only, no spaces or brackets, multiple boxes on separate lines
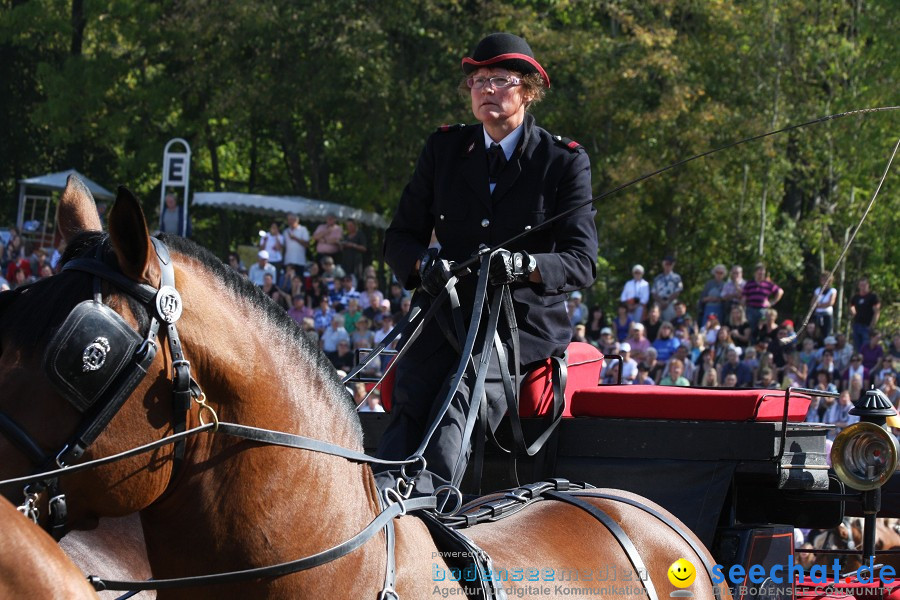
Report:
0,176,190,525
0,175,369,573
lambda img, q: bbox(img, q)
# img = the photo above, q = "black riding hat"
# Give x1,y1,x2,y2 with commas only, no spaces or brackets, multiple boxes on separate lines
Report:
461,33,550,88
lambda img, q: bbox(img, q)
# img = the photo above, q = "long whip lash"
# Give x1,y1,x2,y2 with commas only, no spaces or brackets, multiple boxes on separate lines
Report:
780,135,900,345
454,106,900,272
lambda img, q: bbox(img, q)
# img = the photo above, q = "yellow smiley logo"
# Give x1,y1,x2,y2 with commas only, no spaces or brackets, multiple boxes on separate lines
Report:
668,558,696,588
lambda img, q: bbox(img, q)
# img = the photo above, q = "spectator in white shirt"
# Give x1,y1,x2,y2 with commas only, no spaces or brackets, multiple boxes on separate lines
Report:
620,264,650,322
248,250,277,286
282,213,310,273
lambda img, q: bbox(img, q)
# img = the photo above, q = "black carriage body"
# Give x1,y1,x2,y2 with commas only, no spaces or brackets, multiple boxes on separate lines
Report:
361,409,857,597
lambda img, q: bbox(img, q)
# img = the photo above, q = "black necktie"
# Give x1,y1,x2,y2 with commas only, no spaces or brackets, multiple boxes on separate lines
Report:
487,143,507,185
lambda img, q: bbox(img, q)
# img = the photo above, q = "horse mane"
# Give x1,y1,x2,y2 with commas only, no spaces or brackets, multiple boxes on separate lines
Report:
157,234,360,432
0,232,359,432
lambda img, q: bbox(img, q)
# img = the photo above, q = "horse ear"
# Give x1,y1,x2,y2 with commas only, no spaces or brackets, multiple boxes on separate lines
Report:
57,174,102,243
108,187,159,285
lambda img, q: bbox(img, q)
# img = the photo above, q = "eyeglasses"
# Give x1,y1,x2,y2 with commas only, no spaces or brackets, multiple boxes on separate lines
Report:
466,75,522,90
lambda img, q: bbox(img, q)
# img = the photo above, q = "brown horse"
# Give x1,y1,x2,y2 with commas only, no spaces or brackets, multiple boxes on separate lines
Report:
808,517,900,574
0,496,98,598
0,177,731,599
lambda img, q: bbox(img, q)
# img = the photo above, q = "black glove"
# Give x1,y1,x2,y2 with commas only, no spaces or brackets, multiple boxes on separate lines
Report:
489,249,535,286
418,248,454,296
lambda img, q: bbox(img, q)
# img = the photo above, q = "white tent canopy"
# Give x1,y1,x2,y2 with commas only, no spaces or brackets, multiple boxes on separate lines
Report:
193,192,389,229
16,169,115,241
19,169,115,200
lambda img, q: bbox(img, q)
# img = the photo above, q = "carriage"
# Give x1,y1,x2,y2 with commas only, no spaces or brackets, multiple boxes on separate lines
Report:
0,176,896,599
358,355,900,599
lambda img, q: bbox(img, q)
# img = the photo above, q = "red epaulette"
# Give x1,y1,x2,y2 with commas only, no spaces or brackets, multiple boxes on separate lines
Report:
437,123,467,132
553,135,584,152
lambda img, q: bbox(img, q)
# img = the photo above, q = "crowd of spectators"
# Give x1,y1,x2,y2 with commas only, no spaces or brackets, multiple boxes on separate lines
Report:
224,213,395,412
0,228,58,291
571,256,898,434
3,217,897,426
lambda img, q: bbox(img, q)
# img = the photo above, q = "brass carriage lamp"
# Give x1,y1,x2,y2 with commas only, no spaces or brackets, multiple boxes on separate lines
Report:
832,388,900,491
832,387,900,566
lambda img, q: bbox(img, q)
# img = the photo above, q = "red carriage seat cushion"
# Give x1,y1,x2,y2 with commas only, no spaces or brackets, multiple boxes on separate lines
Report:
371,342,603,416
518,342,605,418
569,385,811,422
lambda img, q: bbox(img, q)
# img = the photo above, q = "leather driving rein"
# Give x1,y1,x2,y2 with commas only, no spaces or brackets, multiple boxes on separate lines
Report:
0,236,707,600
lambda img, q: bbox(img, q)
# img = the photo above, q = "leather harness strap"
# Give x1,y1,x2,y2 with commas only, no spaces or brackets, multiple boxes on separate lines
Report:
543,491,659,600
569,490,718,586
88,496,436,592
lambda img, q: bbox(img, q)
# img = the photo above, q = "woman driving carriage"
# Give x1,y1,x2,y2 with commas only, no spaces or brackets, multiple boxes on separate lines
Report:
375,33,598,496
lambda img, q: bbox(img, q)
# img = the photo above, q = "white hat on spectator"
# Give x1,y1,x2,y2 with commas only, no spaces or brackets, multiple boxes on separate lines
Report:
620,342,631,352
600,327,613,336
258,250,269,260
823,336,837,345
631,322,645,331
632,264,644,274
571,291,583,299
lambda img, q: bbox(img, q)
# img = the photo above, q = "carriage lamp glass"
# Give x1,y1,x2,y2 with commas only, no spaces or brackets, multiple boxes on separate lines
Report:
831,421,899,491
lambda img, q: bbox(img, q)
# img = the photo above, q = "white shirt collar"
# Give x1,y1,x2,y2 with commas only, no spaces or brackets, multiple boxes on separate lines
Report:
483,123,523,161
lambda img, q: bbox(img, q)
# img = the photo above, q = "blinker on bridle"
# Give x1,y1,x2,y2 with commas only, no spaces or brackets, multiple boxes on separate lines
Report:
0,236,203,539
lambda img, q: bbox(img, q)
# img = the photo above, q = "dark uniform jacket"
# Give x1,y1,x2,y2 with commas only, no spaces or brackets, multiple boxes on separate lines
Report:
384,113,598,365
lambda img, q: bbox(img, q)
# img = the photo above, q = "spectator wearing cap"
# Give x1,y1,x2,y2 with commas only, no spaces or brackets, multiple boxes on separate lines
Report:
248,250,277,286
618,342,638,383
627,322,651,362
698,264,728,325
651,256,683,322
598,327,617,355
742,263,783,332
620,264,650,322
568,291,587,327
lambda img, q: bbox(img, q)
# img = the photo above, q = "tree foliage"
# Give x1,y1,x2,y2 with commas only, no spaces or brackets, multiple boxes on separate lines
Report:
1,0,896,328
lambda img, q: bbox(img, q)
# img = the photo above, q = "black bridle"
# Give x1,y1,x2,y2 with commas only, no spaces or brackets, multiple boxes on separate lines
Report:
0,235,434,597
0,237,196,539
